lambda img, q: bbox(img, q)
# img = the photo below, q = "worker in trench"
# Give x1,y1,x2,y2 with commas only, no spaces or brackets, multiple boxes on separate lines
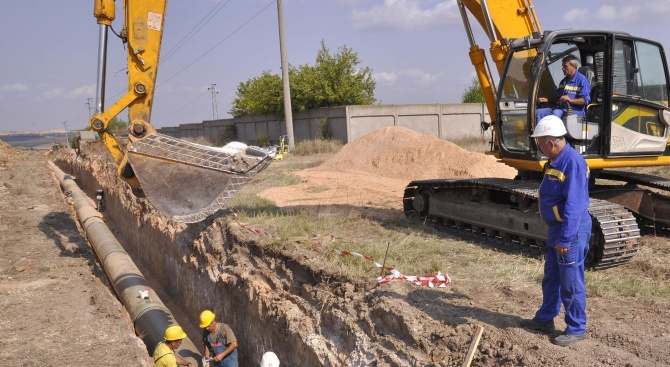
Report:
521,115,591,347
199,310,239,367
153,326,195,367
260,351,280,367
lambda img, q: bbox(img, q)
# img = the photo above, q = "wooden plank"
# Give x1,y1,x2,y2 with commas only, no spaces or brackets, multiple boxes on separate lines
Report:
461,325,484,367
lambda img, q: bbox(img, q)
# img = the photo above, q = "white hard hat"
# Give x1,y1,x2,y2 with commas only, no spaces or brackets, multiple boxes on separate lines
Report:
531,115,567,138
260,352,280,367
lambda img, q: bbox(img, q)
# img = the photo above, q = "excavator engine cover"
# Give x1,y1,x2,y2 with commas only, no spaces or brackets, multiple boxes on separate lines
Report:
127,133,275,223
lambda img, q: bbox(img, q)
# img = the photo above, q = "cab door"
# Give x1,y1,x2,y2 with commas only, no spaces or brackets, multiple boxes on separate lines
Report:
606,37,670,156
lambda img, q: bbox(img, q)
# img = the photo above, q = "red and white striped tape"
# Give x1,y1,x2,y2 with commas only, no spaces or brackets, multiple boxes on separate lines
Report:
231,212,450,288
231,212,282,240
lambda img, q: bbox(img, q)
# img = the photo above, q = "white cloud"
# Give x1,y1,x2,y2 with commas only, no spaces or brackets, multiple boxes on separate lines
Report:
595,5,641,22
374,71,397,84
44,88,65,99
562,8,588,24
0,83,28,92
68,85,95,99
593,3,670,24
401,68,440,85
43,84,95,100
351,0,460,30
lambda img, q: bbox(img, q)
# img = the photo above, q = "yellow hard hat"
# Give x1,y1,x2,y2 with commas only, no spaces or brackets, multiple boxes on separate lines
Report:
199,310,216,328
164,326,187,341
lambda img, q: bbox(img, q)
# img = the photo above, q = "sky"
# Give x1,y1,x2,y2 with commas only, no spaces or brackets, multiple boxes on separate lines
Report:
2,0,670,132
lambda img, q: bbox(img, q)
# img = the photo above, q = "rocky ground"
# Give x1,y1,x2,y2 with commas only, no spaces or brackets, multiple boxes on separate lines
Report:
2,127,670,366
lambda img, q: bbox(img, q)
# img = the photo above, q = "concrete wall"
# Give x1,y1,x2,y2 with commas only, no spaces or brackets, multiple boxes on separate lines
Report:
157,103,490,145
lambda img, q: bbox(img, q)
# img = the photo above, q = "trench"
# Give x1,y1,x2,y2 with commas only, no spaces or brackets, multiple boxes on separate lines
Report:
53,147,368,366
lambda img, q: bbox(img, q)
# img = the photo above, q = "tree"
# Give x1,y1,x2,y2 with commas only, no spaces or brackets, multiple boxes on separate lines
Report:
108,117,128,131
230,41,376,116
309,41,376,108
461,77,485,103
230,71,283,116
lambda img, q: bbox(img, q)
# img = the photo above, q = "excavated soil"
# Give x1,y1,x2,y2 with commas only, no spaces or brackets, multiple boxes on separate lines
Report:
261,126,517,210
3,126,670,366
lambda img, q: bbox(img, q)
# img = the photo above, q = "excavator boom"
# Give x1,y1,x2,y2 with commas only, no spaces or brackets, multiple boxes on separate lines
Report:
89,0,274,223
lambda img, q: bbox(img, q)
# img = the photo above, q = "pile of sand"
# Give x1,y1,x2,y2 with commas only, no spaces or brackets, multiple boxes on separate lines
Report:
315,126,517,181
259,126,517,211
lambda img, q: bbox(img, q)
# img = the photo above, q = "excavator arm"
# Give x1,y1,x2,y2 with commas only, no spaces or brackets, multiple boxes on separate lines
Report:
89,0,275,223
456,0,541,146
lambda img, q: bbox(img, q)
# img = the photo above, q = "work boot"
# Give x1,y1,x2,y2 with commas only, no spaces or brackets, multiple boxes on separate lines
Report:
552,333,587,347
520,318,555,333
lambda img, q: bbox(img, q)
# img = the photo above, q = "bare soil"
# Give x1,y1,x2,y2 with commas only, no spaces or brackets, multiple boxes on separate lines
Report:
0,140,152,366
3,126,670,367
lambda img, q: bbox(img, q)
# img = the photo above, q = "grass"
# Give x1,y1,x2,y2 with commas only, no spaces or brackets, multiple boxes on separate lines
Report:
293,139,344,155
228,138,670,302
233,206,548,289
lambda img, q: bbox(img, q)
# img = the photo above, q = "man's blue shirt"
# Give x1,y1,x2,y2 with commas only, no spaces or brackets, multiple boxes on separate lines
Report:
557,71,591,116
538,144,591,248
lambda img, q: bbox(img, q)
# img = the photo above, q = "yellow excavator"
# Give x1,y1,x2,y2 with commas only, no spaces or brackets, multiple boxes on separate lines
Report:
404,0,670,269
89,0,275,223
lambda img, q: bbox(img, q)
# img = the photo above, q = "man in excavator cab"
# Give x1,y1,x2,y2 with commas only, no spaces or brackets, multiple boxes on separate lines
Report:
536,55,591,122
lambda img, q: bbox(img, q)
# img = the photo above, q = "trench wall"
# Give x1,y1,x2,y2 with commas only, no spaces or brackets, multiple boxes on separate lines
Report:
53,143,461,366
56,154,326,366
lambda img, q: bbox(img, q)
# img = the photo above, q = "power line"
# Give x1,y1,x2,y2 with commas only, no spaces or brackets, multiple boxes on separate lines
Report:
62,121,70,148
159,89,210,125
100,1,275,123
161,0,233,63
208,83,219,120
86,98,93,117
159,0,276,86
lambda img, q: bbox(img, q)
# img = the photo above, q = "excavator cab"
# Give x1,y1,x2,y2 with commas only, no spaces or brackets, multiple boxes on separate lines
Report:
496,30,670,171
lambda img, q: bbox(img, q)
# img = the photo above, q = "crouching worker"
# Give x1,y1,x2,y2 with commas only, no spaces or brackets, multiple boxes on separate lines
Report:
200,310,239,367
153,325,195,367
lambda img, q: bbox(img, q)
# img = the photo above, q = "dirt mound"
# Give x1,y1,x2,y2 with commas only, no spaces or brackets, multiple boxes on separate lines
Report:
259,126,516,211
0,139,13,167
316,126,517,181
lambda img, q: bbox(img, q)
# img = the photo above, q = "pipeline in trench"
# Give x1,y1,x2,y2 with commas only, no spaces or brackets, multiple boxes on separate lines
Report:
49,161,203,365
52,152,338,366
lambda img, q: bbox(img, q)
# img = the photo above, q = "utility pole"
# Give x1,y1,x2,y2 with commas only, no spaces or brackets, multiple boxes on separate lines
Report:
62,121,70,149
86,98,93,117
208,83,219,120
277,0,295,151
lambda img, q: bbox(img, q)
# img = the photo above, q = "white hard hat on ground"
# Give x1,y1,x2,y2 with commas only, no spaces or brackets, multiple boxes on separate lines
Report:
531,115,567,138
260,351,280,367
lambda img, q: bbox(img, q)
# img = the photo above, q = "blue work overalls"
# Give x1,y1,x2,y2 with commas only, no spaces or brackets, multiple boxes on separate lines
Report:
536,143,591,335
205,325,238,367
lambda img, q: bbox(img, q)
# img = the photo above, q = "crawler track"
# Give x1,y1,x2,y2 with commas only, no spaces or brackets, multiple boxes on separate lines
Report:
403,178,641,269
593,170,670,233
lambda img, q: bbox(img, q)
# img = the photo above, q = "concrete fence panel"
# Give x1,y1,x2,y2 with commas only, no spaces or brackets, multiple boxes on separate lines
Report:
157,103,489,145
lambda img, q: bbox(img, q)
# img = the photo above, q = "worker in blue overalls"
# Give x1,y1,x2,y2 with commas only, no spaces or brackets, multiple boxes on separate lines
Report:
199,310,239,367
521,115,591,347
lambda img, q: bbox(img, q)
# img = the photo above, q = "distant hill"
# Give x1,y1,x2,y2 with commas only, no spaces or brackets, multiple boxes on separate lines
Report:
0,131,72,150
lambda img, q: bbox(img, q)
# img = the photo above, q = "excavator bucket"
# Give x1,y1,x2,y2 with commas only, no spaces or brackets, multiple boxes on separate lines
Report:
126,134,275,223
